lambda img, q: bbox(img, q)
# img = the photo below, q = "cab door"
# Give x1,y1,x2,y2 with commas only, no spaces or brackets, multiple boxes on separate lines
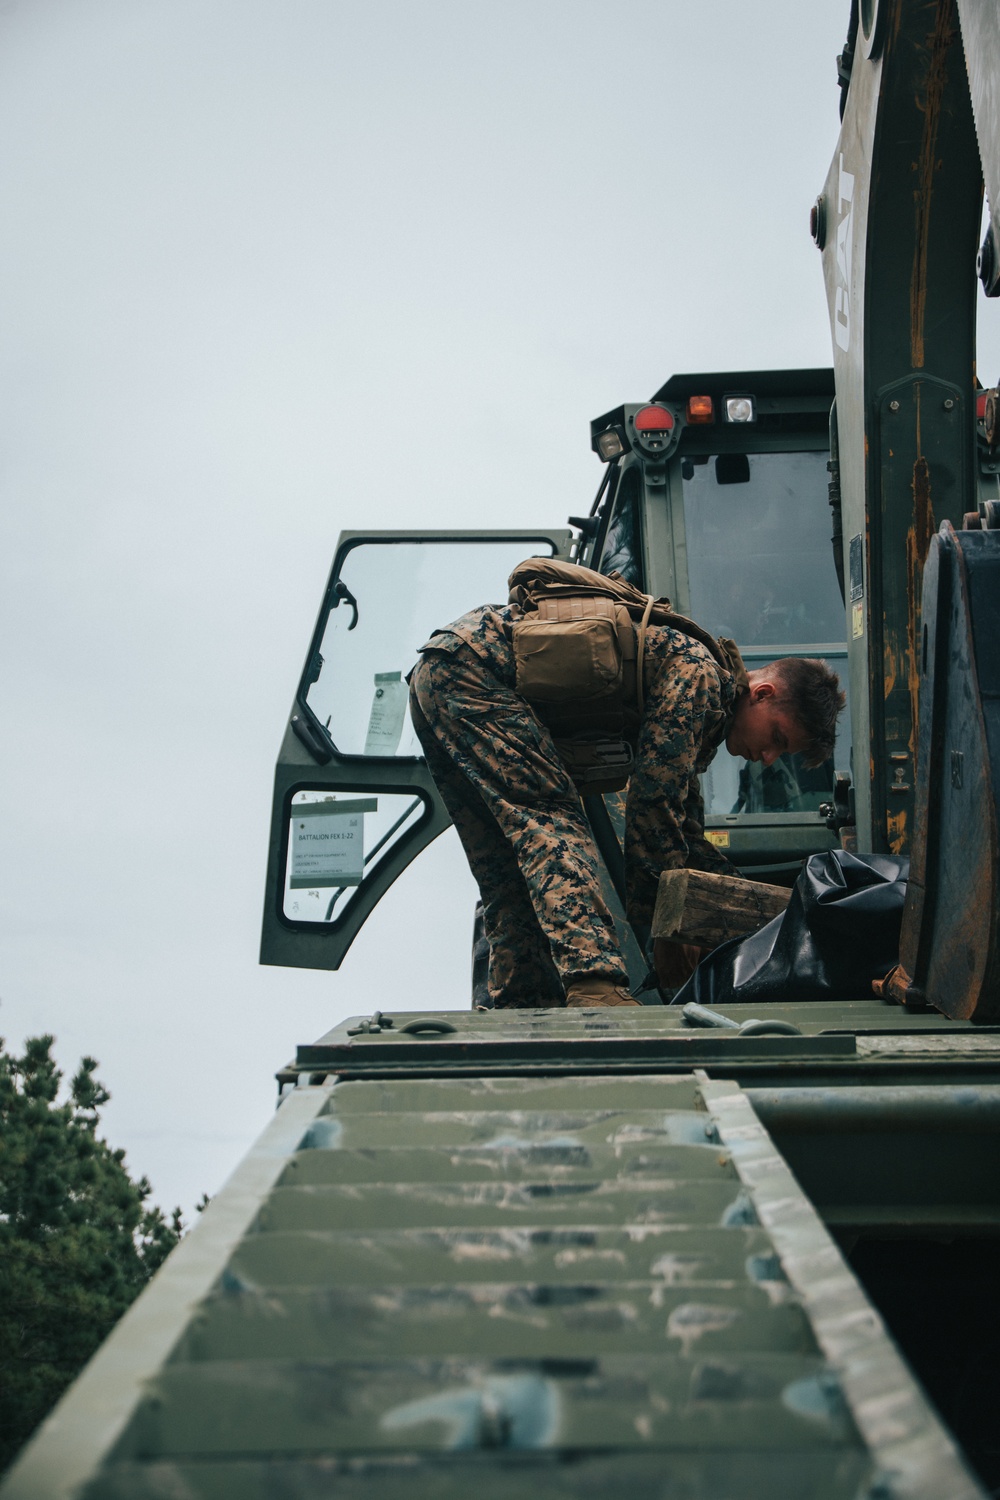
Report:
260,529,574,971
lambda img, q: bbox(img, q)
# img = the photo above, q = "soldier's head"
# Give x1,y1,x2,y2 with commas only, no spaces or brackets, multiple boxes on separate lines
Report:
725,658,844,769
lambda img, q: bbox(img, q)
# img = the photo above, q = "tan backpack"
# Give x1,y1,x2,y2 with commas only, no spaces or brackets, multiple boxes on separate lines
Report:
508,558,745,794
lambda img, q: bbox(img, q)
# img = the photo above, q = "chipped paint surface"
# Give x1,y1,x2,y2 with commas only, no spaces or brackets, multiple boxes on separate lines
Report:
666,1302,740,1357
886,808,908,856
5,1050,994,1499
857,1035,1000,1056
700,1078,986,1500
380,1373,560,1450
0,1070,890,1498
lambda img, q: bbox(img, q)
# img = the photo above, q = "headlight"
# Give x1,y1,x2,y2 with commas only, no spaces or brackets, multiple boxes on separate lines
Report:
723,395,756,424
597,428,625,460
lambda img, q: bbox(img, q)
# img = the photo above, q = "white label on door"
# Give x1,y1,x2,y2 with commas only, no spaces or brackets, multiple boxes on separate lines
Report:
364,671,407,755
289,798,377,888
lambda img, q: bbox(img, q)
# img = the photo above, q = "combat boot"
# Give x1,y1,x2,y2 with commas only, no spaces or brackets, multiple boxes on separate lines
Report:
564,976,641,1008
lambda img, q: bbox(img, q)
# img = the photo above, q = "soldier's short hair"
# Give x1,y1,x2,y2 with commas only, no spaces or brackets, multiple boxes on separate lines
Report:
772,657,845,768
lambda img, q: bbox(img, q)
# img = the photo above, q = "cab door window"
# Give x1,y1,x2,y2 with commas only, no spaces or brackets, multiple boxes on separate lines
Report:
262,529,572,971
301,537,558,760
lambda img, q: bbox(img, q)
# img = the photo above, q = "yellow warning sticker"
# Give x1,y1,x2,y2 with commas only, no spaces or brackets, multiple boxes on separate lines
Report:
852,602,864,639
705,830,730,848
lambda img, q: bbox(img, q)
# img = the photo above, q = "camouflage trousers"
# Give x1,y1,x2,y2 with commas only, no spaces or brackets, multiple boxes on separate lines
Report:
409,644,628,1008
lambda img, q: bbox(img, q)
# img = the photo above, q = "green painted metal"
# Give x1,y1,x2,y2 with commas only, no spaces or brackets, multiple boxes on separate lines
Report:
700,1079,983,1498
745,1085,1000,1236
4,1057,988,1499
74,1452,873,1500
283,1001,1000,1091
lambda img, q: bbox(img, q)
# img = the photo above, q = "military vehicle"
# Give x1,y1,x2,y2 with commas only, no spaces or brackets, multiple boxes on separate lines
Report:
5,3,1000,1498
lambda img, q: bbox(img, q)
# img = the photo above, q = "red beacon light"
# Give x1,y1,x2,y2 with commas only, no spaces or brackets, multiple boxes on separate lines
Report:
633,404,674,433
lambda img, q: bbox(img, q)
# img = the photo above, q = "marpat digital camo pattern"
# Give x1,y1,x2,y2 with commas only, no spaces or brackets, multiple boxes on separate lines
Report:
410,605,739,1008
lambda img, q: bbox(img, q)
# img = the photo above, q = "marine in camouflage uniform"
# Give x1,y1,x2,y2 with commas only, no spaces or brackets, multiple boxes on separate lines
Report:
409,603,743,1009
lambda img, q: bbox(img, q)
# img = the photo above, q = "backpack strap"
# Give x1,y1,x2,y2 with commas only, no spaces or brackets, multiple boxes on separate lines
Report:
714,635,750,695
635,593,655,718
509,557,733,671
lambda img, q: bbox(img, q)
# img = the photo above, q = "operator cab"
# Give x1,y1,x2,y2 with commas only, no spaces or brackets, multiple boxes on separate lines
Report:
584,368,847,879
259,369,848,984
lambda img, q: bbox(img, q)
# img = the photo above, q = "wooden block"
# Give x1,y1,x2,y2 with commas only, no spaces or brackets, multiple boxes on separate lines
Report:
652,868,792,950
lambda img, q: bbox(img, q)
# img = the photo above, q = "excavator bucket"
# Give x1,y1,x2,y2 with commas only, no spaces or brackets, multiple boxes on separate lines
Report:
898,521,1000,1020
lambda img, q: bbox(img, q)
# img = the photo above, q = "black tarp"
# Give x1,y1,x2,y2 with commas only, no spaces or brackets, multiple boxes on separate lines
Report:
672,849,909,1006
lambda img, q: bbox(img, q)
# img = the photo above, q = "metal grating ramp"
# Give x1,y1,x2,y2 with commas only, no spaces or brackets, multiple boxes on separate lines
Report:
3,1072,983,1499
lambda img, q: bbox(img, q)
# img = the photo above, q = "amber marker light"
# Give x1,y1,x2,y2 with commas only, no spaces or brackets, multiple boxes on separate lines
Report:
686,395,714,424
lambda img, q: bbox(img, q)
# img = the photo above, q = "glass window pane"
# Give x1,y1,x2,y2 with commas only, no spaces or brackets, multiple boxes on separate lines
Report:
305,539,554,757
682,450,846,647
282,789,426,923
599,466,642,584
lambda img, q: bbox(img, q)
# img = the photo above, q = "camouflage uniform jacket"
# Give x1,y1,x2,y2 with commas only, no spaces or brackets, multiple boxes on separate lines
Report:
420,603,742,932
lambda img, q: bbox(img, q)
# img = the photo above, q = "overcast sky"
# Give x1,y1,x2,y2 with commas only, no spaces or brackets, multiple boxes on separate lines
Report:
2,1,996,1220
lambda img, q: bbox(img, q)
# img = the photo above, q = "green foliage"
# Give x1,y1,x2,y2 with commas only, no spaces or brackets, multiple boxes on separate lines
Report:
0,1035,182,1472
